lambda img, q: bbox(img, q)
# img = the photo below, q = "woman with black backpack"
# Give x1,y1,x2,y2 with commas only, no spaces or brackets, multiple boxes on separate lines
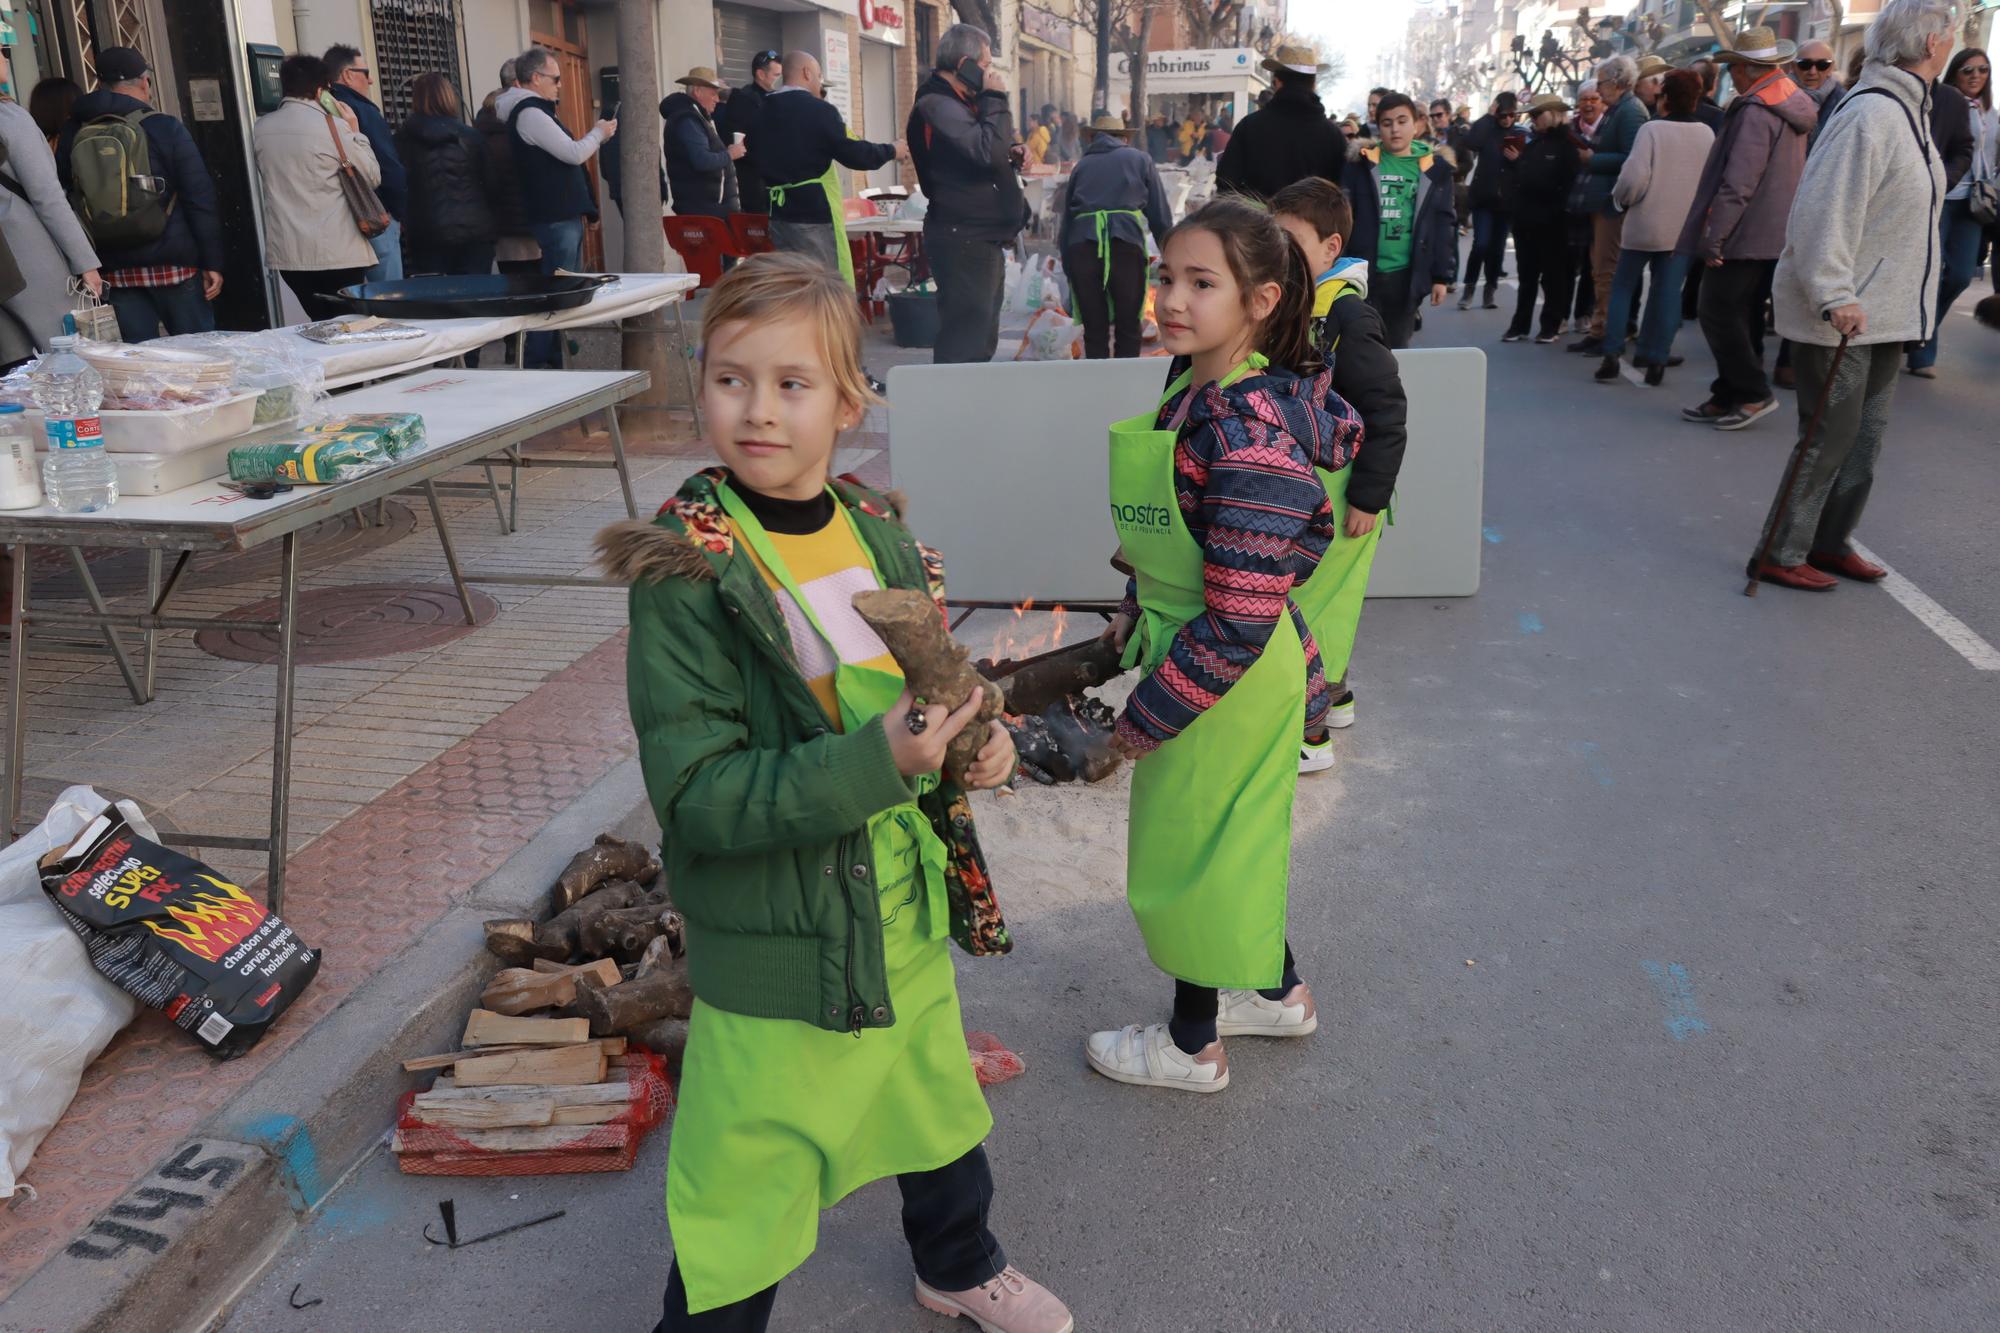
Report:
395,73,498,279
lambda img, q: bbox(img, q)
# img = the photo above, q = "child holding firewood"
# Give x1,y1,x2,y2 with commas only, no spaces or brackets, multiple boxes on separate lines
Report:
596,253,1071,1333
1090,198,1362,1094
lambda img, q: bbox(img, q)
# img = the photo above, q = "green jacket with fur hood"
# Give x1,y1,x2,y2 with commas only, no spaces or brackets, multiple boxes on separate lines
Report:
597,469,1011,1035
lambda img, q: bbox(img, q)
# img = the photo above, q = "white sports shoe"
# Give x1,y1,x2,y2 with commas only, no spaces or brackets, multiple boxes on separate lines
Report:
1084,1022,1228,1092
1216,984,1319,1038
1325,692,1356,729
1299,737,1335,773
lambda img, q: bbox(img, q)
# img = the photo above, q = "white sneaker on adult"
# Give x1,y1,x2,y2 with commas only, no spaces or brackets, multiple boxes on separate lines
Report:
1084,1022,1228,1092
916,1266,1075,1333
1216,983,1319,1037
1299,736,1335,773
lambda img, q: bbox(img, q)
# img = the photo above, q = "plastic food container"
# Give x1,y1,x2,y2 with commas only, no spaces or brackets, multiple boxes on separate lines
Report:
24,389,261,456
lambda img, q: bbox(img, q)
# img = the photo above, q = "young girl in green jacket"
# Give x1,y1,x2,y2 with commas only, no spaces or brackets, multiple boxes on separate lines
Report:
597,254,1071,1333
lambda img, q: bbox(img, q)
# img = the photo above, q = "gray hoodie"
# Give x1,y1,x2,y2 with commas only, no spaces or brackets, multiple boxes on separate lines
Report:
1773,63,1943,348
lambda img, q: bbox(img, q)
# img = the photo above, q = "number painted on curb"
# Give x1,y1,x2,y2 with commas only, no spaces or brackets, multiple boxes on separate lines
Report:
64,1143,248,1262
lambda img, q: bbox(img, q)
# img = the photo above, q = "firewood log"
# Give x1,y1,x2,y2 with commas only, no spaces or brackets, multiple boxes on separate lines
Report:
480,959,622,1015
482,918,567,968
850,588,1005,776
577,905,685,967
548,833,661,913
537,879,651,958
625,1016,690,1067
983,637,1127,717
574,958,695,1036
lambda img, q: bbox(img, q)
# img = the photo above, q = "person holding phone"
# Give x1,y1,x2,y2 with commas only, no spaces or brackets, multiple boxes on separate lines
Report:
1459,91,1519,310
906,23,1026,364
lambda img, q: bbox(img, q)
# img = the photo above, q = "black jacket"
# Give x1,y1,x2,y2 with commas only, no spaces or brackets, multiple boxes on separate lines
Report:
475,101,532,238
330,84,407,219
1214,81,1346,200
660,91,738,217
1341,144,1459,300
1695,98,1725,132
1932,81,1974,192
56,91,223,274
749,89,896,224
395,114,496,249
907,72,1024,241
1510,127,1580,226
1463,113,1517,209
718,82,771,211
1314,289,1408,515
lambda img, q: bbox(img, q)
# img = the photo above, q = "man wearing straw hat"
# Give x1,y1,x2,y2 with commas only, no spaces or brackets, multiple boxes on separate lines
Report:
1215,44,1347,200
1673,24,1816,432
1057,114,1172,358
661,66,743,219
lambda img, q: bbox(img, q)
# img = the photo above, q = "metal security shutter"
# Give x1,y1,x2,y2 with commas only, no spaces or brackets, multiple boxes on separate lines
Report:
716,4,783,88
370,0,466,128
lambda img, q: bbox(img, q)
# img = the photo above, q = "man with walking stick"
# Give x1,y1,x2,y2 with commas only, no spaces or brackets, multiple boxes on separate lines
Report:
1747,0,1951,593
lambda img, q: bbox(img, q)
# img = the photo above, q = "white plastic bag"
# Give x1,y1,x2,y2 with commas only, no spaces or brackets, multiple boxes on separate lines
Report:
1007,255,1067,318
0,787,146,1197
1014,305,1082,361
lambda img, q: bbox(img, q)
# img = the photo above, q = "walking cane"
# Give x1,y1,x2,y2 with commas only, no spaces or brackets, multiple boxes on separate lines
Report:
1743,328,1853,598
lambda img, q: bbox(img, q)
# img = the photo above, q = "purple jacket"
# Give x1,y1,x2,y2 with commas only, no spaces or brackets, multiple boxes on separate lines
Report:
1675,70,1818,262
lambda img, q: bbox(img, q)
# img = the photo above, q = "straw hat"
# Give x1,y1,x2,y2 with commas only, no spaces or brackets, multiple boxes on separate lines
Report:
1087,114,1136,136
1527,93,1570,116
1635,54,1671,80
675,66,723,89
1715,26,1797,67
1262,44,1319,77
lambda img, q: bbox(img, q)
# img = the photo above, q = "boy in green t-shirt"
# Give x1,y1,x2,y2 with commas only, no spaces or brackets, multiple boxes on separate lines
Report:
1341,91,1459,348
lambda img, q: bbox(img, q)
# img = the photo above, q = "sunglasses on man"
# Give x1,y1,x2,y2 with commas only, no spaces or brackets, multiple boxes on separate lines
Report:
1795,59,1833,71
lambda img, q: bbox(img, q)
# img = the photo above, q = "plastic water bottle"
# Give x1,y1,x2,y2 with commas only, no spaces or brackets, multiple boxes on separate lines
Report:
0,405,42,510
34,335,116,514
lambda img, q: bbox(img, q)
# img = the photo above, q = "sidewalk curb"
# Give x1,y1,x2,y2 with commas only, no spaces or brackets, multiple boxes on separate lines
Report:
0,758,654,1333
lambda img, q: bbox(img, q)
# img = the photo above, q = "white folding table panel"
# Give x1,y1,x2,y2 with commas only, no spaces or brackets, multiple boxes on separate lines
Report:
886,346,1485,604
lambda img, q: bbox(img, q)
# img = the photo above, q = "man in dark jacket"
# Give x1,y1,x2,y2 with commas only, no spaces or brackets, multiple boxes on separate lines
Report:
1504,94,1582,342
1459,92,1519,309
324,44,407,281
751,50,900,281
1058,116,1171,358
1215,45,1345,199
1341,93,1456,348
1575,55,1648,351
661,67,742,218
1676,26,1818,431
56,47,223,341
906,23,1025,364
475,62,539,277
719,49,781,213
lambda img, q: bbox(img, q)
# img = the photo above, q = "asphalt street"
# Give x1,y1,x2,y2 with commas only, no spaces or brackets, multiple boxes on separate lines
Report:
225,267,2000,1331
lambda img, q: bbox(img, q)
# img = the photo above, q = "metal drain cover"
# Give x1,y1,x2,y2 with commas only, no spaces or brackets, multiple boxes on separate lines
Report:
196,583,499,665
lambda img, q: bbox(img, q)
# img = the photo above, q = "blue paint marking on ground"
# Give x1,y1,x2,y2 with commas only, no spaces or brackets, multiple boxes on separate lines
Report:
1570,740,1614,787
1641,961,1711,1040
238,1111,327,1210
1483,526,1504,544
1518,612,1544,634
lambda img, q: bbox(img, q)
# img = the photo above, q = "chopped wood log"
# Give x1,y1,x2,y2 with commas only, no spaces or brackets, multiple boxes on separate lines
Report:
461,1011,590,1048
549,833,661,913
538,880,653,958
400,1036,625,1073
634,932,677,979
453,1046,606,1088
417,1080,631,1108
480,960,622,1016
406,1096,558,1130
578,904,684,966
550,1103,629,1127
982,637,1128,717
574,958,695,1036
625,1016,690,1066
482,918,565,968
409,1080,632,1129
393,1123,634,1154
850,588,1005,776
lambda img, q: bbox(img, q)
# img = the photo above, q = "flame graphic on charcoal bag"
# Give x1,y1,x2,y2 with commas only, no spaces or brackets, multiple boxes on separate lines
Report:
143,875,266,964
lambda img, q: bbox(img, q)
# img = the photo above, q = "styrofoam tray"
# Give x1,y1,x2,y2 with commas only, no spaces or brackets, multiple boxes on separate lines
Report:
24,390,261,456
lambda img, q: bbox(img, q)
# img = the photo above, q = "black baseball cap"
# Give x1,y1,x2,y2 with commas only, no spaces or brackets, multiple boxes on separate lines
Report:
751,50,781,71
97,46,151,84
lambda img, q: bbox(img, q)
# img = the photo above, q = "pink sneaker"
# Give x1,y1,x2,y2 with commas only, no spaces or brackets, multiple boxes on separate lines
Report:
915,1266,1075,1333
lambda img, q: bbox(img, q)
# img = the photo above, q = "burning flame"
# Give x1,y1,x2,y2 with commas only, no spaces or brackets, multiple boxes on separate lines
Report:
985,599,1070,667
143,875,265,964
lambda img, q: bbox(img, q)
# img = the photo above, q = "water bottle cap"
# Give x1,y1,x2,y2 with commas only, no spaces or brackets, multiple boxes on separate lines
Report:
49,335,76,349
0,405,20,414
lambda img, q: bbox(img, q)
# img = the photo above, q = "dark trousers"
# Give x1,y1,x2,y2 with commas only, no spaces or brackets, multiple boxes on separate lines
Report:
279,267,371,324
105,275,216,342
1508,218,1573,337
1462,206,1508,295
1752,340,1902,569
1170,942,1301,1050
1369,266,1417,349
1061,238,1146,359
652,1146,1006,1332
526,219,584,368
1698,258,1776,408
925,224,1008,364
405,242,497,279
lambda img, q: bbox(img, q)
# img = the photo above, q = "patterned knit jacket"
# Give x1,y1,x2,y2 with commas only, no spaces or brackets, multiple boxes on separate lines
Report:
1118,365,1363,751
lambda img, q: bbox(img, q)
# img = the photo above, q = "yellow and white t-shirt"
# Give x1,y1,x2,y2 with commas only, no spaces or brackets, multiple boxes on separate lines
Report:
735,515,900,731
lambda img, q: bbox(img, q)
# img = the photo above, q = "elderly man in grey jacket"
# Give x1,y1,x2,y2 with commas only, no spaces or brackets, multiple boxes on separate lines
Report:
1747,0,1951,593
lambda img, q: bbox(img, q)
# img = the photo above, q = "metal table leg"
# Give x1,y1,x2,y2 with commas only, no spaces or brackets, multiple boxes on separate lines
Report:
481,461,512,534
144,549,161,703
265,532,298,911
607,406,638,519
64,547,146,705
673,300,703,435
423,480,480,626
5,545,29,840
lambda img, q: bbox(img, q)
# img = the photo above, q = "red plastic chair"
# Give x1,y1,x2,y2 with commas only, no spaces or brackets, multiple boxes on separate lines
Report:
842,196,878,221
729,213,773,255
663,215,739,289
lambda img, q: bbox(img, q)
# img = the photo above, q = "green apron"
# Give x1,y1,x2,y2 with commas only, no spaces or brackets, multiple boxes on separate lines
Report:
1070,207,1147,324
1110,357,1304,990
768,162,856,290
665,488,991,1315
1294,282,1385,685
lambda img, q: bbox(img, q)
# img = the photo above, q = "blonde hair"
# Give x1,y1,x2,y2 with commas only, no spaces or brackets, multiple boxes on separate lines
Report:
699,253,879,413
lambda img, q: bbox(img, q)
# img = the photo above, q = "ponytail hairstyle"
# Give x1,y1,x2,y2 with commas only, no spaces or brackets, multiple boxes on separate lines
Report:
1165,197,1320,376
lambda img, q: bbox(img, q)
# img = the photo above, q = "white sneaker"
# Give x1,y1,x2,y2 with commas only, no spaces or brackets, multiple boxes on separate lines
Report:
1299,736,1335,773
1216,984,1319,1038
1084,1022,1228,1092
1325,692,1356,729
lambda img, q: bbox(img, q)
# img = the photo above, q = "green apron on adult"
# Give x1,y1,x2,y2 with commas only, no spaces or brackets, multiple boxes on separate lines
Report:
1109,356,1304,991
665,487,990,1314
768,162,856,290
1293,281,1385,685
1070,207,1147,323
